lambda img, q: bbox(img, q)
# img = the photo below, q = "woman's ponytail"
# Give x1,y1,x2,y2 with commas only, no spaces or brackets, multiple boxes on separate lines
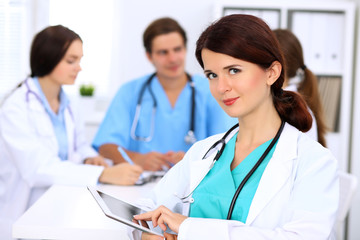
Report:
273,89,312,132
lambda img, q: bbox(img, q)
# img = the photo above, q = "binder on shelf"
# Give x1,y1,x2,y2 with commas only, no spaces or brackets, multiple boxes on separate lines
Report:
261,10,280,29
290,12,312,68
309,12,328,73
317,76,341,132
291,11,345,74
324,13,344,72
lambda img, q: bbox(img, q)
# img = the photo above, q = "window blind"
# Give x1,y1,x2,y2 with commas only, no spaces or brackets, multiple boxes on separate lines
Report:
0,0,28,96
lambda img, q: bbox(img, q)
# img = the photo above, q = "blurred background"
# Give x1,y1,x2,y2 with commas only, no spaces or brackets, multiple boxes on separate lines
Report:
1,0,360,239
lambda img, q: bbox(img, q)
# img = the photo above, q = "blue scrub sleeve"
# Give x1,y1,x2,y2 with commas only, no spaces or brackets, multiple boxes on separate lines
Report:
92,86,132,150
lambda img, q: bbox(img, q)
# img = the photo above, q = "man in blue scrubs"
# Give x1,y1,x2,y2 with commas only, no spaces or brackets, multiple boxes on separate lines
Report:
93,17,235,171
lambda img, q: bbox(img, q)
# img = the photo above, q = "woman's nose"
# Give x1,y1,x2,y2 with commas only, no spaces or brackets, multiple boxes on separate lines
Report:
217,75,231,93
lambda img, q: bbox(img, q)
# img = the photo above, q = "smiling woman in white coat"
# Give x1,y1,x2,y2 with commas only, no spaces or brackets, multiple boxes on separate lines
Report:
0,25,143,240
133,14,339,240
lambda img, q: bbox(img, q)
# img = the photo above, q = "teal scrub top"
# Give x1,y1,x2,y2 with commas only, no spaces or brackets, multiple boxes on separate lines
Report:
92,74,236,153
189,133,278,222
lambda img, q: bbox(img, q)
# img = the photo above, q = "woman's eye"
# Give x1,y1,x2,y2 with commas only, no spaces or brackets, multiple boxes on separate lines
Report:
229,68,240,75
206,73,217,80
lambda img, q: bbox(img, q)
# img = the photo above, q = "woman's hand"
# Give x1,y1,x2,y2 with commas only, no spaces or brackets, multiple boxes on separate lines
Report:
134,205,187,233
84,155,109,167
132,217,167,240
99,163,143,185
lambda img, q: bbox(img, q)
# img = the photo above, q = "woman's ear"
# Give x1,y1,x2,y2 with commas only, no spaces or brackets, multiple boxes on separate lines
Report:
266,61,282,86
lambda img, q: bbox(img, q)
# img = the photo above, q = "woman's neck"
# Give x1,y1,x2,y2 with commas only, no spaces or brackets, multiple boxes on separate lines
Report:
236,104,282,146
37,76,61,113
231,106,281,170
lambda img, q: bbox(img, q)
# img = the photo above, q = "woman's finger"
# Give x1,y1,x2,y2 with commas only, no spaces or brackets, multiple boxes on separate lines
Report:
157,213,168,231
135,206,181,232
134,211,154,221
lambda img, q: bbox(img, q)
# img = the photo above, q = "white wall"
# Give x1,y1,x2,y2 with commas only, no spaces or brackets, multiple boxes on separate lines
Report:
81,0,223,140
109,0,222,97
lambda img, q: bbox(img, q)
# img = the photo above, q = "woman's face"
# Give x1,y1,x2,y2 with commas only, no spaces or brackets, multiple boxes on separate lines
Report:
202,48,278,120
47,39,83,85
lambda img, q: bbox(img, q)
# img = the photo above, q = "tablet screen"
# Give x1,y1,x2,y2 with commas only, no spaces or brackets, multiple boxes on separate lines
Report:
97,190,141,219
88,186,163,237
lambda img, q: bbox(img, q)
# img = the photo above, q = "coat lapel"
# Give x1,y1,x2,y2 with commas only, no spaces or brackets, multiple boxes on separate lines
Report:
188,150,216,192
246,124,299,224
25,79,58,150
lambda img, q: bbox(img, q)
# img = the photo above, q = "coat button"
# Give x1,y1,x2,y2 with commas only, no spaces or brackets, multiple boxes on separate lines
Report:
190,198,194,203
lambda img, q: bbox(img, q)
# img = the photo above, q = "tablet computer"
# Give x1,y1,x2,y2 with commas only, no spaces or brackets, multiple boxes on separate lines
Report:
87,186,163,237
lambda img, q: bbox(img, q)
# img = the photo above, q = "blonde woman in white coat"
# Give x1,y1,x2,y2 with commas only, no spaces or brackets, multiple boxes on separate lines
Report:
0,25,142,240
133,15,338,240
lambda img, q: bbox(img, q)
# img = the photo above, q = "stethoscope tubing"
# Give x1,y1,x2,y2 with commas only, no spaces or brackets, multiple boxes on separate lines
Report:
226,120,285,220
130,73,196,144
202,123,239,161
23,78,77,151
130,73,157,142
177,123,240,202
182,120,285,219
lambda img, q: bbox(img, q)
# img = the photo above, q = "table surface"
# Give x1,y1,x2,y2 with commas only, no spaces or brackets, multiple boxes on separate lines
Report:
12,182,157,240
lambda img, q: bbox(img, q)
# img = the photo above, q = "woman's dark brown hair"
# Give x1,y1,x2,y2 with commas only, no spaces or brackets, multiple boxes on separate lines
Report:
195,14,312,133
30,25,81,78
273,29,327,147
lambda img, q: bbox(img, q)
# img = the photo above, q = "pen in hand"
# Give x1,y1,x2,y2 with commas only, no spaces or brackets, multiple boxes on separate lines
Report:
118,146,145,184
118,146,135,165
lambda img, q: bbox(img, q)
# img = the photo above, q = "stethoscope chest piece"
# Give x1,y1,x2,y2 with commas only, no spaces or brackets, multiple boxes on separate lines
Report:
184,130,197,144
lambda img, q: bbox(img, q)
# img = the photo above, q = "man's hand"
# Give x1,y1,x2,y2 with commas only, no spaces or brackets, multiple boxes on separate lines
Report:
132,152,171,171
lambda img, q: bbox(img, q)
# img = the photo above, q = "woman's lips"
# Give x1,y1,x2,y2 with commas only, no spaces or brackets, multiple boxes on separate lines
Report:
223,97,239,106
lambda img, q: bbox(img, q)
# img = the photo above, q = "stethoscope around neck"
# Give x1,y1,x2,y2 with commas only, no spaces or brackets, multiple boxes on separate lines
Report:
178,120,285,220
22,77,77,151
130,72,196,144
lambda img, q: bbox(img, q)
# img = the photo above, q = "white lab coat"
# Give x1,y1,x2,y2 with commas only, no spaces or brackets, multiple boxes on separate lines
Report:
0,78,104,240
137,123,339,240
